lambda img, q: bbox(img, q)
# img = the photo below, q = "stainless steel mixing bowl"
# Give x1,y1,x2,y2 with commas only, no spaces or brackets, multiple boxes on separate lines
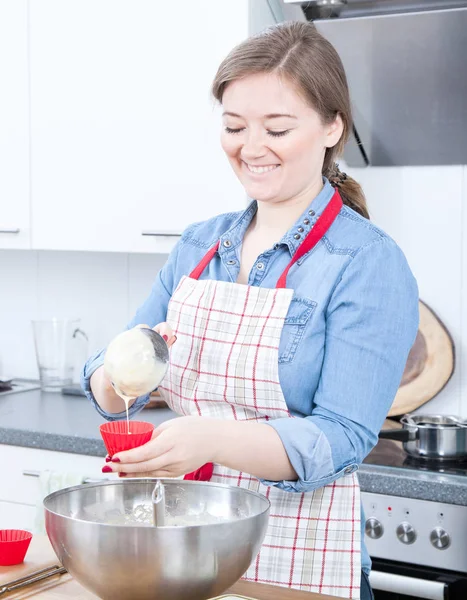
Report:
44,479,270,600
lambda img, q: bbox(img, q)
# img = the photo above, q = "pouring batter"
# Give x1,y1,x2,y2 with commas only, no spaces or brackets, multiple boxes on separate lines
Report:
81,21,419,599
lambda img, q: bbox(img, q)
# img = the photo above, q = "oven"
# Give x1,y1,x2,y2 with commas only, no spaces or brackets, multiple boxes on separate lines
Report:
359,428,467,600
361,484,467,599
369,557,467,599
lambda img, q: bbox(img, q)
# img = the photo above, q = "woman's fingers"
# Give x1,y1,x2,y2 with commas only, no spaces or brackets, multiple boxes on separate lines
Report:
133,322,177,347
118,470,173,479
111,435,171,465
111,453,175,475
153,323,177,347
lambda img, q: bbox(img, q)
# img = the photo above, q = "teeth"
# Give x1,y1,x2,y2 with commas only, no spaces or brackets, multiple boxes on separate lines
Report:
246,163,278,174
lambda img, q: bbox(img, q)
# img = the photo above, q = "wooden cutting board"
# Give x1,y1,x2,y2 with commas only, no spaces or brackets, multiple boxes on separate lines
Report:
389,300,454,417
0,537,334,599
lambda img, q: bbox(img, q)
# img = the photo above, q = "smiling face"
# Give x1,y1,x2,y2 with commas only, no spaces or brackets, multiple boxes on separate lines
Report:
221,72,343,205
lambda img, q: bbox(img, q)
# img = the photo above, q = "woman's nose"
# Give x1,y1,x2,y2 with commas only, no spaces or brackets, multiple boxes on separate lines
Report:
241,132,267,160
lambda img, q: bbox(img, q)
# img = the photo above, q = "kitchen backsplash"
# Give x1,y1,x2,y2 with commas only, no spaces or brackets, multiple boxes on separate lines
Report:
1,165,466,416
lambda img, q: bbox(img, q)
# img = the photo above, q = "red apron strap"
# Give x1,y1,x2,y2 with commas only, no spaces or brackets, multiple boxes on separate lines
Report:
189,241,220,280
189,191,342,287
275,190,343,289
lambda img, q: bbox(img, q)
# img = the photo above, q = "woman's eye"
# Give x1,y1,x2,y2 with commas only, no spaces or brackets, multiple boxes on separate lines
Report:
267,130,290,137
225,126,244,134
224,127,290,137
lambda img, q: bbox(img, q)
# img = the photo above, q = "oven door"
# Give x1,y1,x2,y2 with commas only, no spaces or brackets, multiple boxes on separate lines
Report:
370,558,467,599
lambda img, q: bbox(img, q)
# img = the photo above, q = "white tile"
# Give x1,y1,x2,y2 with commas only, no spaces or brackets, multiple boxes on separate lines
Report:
36,251,129,371
0,250,38,378
128,253,168,321
345,165,463,416
460,165,467,417
399,167,463,416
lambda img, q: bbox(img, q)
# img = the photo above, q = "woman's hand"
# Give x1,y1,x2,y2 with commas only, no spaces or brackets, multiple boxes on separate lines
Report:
104,416,220,478
136,322,177,347
102,416,298,482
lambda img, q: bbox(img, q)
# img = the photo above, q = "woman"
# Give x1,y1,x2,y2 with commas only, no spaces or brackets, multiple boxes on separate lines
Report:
82,21,419,599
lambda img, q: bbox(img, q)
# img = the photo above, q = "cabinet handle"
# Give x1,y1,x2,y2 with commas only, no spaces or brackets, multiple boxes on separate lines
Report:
0,228,20,234
141,231,181,237
23,470,106,484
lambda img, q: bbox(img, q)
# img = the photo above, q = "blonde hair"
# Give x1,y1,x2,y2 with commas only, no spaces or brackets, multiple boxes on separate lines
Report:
212,21,369,219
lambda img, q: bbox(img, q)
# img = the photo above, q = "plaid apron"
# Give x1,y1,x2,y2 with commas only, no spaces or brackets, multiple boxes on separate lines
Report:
158,190,361,598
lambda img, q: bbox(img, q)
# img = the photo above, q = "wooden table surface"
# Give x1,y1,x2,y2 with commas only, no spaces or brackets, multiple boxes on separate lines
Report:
0,537,335,599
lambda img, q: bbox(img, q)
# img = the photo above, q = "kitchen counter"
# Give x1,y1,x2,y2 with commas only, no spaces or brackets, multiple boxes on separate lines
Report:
0,537,335,599
1,388,467,506
0,387,175,457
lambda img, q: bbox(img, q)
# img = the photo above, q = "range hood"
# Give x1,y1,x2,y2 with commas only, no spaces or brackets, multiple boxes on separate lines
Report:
284,1,467,166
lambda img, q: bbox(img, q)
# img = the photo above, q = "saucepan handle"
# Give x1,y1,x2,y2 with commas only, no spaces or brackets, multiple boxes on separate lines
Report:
378,428,413,442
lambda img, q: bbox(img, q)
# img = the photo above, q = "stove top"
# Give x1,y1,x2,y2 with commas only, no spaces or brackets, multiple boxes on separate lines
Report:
363,437,467,476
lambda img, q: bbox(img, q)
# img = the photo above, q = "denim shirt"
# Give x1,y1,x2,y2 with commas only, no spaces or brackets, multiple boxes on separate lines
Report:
81,179,419,572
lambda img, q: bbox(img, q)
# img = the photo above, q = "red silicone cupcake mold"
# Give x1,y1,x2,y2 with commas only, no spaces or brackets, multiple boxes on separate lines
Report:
99,420,155,456
0,530,33,566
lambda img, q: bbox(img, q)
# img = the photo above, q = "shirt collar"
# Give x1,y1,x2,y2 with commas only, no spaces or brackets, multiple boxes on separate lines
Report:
219,178,336,257
280,178,335,256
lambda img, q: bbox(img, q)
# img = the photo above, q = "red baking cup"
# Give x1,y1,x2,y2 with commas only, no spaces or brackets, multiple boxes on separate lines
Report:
99,421,155,456
0,530,33,566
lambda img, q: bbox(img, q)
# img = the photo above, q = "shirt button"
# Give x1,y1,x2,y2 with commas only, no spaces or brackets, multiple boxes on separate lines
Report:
303,219,310,225
297,227,304,233
308,210,316,216
227,259,237,265
223,240,232,248
256,262,264,270
344,466,354,474
293,234,301,240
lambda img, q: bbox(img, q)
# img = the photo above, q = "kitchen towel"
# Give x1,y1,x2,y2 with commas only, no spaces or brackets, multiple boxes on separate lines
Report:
34,471,83,534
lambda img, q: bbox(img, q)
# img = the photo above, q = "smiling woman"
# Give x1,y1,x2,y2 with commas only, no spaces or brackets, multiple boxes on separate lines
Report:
82,21,418,600
220,74,342,210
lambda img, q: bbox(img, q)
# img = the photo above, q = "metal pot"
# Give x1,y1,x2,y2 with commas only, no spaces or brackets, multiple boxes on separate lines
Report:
379,414,467,461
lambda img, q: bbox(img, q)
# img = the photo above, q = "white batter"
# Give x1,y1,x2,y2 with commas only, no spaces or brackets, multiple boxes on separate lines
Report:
104,328,167,431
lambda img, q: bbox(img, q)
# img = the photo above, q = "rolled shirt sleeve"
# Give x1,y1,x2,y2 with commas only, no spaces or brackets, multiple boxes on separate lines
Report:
80,240,181,421
262,237,419,492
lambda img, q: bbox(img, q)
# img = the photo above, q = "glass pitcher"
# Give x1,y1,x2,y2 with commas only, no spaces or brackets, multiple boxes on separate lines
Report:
32,319,88,392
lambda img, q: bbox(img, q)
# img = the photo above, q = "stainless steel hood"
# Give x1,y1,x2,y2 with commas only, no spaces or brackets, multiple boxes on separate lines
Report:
285,1,467,166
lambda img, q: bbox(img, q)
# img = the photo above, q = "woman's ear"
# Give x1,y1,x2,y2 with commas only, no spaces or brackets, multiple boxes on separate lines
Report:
325,113,344,148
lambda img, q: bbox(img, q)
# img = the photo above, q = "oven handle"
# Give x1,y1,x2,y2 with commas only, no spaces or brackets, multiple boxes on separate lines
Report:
370,570,446,600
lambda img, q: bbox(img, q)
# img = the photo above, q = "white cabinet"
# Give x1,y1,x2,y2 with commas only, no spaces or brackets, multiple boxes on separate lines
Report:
30,0,248,253
0,0,30,249
0,444,106,532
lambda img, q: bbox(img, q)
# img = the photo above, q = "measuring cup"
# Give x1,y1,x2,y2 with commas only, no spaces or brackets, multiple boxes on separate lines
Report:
32,319,88,392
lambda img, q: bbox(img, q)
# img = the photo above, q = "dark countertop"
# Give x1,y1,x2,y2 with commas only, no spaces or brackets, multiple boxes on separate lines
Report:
1,387,467,506
358,464,467,506
0,387,175,457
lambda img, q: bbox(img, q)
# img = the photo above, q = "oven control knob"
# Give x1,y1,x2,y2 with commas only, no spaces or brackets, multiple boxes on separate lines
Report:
396,522,416,544
430,527,450,550
365,518,384,539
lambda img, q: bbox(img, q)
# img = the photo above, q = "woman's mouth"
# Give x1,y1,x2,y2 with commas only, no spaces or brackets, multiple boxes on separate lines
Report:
243,161,280,175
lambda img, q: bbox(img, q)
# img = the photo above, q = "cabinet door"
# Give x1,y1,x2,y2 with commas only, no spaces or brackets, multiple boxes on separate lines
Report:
30,0,248,253
0,444,105,505
0,0,30,249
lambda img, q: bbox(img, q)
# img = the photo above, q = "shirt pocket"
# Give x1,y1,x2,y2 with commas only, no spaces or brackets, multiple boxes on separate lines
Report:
278,296,317,364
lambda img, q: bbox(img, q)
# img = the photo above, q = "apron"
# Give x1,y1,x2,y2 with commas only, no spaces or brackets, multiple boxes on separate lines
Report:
158,190,361,598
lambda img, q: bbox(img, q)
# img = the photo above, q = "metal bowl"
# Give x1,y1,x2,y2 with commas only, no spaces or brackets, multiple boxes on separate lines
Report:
44,479,270,600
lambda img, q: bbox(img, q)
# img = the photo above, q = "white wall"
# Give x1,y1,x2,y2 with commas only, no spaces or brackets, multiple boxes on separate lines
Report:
0,250,166,381
1,165,466,416
343,164,466,417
